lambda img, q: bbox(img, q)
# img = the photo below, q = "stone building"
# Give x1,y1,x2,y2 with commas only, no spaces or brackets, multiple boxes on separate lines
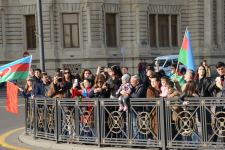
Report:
0,0,224,74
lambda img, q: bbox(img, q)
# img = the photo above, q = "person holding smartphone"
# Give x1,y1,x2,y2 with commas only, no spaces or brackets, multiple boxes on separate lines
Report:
47,73,65,98
71,78,82,98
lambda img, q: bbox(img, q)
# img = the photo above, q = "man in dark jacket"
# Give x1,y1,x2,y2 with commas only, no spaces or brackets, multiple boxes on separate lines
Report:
130,75,147,139
212,62,225,142
130,75,146,98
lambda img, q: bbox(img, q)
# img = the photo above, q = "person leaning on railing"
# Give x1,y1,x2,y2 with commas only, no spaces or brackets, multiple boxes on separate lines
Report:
47,73,65,98
211,62,225,142
116,74,132,112
19,76,43,99
166,81,182,141
146,74,160,140
61,68,73,98
40,72,51,97
105,65,122,99
130,75,147,98
194,65,215,140
179,79,200,142
89,74,110,98
130,75,147,139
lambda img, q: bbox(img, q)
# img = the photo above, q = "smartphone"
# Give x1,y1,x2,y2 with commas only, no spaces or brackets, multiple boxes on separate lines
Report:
74,79,78,86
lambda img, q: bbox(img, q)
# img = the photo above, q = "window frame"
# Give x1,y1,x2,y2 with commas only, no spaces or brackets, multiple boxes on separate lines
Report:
25,15,36,50
62,13,80,48
148,14,179,48
105,13,118,48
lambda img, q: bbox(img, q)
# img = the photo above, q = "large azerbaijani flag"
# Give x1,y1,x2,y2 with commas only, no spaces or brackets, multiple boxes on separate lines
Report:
0,56,32,83
178,28,195,71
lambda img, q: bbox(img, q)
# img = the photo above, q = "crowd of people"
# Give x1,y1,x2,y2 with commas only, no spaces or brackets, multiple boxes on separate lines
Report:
18,59,225,106
19,59,225,101
18,59,225,141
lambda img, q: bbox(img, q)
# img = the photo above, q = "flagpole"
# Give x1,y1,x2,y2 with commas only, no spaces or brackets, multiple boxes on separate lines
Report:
175,62,179,75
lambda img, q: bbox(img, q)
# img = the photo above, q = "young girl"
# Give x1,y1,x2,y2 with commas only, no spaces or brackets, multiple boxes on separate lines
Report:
116,74,132,112
160,76,169,97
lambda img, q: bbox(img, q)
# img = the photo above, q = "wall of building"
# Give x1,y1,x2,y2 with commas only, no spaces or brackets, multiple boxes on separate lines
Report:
0,0,224,75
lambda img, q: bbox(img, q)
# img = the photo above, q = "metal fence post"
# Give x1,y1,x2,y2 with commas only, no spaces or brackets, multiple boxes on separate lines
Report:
97,99,101,147
33,98,37,139
56,99,59,143
25,98,28,135
160,98,167,150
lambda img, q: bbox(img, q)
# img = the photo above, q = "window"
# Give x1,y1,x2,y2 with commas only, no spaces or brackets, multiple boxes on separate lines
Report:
106,13,117,47
158,15,169,47
172,58,178,64
149,15,156,47
164,59,172,67
62,13,79,48
171,15,178,46
153,59,166,67
26,15,36,49
149,14,178,47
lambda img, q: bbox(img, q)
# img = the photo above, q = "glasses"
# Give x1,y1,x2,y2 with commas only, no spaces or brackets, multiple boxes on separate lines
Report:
64,72,70,74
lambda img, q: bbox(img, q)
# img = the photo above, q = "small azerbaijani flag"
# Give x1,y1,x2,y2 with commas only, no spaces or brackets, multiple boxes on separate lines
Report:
178,28,195,71
0,56,32,83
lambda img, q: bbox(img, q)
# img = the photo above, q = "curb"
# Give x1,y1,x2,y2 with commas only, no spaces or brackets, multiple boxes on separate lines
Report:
19,133,145,150
19,134,78,150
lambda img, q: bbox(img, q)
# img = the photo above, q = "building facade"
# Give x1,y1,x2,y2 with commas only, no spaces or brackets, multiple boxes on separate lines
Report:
0,0,224,74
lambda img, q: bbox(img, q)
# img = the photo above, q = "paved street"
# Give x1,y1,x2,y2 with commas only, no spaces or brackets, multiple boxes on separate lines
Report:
0,87,50,150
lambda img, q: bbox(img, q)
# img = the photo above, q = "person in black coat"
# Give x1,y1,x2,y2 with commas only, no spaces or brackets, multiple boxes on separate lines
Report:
105,65,122,98
89,74,109,98
130,75,147,139
195,65,214,97
130,75,146,98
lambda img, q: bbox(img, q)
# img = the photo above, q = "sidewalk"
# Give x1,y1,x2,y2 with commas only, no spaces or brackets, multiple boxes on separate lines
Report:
18,132,148,150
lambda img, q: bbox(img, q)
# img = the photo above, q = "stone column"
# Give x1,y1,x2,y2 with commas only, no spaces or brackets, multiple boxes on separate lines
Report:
216,0,224,52
83,0,107,68
203,0,213,58
0,8,6,59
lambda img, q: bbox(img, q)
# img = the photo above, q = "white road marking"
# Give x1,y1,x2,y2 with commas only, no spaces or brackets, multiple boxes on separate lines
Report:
0,104,25,108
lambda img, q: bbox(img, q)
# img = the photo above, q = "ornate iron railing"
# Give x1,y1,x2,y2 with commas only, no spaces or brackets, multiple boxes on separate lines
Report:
34,99,56,140
165,97,225,149
25,97,225,149
25,98,34,135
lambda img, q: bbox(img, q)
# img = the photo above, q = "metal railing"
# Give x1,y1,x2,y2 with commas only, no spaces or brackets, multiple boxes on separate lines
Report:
25,97,225,149
165,97,225,149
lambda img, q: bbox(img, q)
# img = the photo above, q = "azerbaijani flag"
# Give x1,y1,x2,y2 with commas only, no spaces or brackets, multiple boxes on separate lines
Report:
178,28,195,71
0,56,32,83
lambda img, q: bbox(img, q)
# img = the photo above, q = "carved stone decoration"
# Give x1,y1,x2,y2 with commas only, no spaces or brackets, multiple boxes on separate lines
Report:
103,3,120,13
148,4,182,14
62,64,81,74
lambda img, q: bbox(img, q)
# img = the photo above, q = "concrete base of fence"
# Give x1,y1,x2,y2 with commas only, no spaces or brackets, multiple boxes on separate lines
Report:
19,133,151,150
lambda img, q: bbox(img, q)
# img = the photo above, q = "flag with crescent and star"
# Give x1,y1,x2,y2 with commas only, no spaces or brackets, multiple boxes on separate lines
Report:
0,56,32,83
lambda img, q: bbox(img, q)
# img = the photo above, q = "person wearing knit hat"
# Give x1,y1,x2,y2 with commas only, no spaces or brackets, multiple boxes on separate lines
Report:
116,74,132,111
122,74,130,83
